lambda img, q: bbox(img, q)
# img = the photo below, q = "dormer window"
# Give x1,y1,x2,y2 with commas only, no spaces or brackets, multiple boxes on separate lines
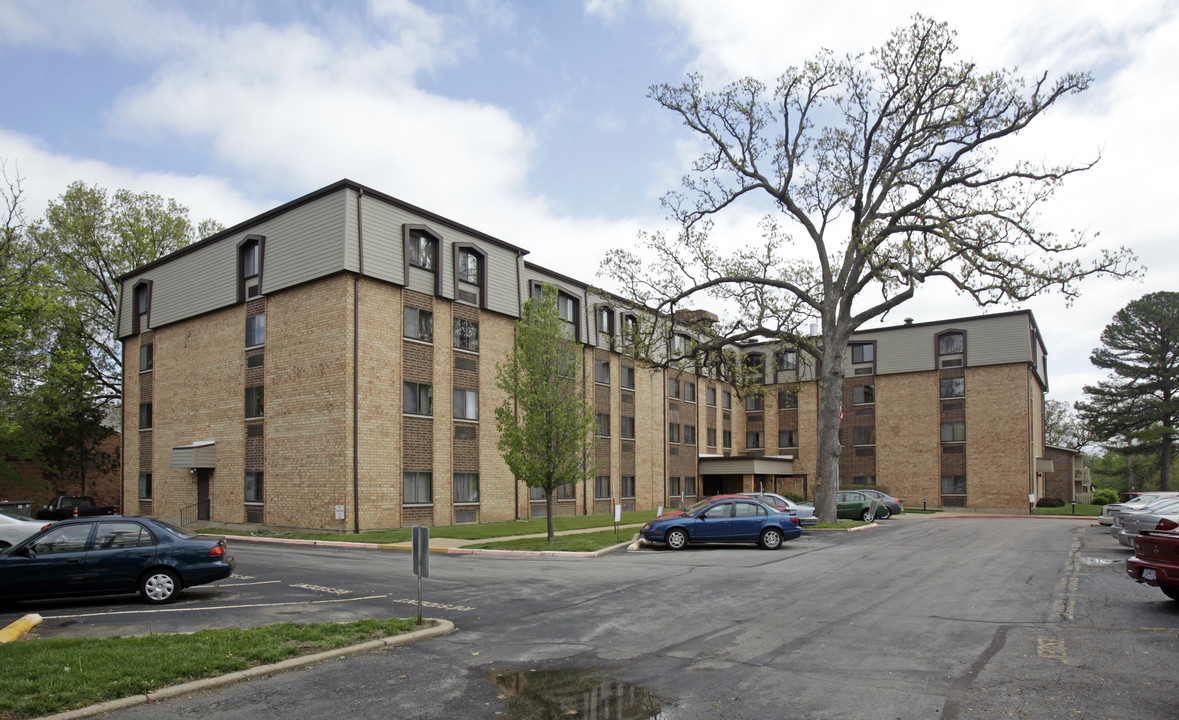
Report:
457,248,479,283
937,331,966,368
777,350,798,372
851,343,874,364
597,306,614,337
557,293,575,323
132,280,152,334
408,231,436,270
237,235,265,302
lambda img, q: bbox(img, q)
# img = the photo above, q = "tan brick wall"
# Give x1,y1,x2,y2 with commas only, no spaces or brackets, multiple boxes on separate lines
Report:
965,364,1035,508
876,372,941,506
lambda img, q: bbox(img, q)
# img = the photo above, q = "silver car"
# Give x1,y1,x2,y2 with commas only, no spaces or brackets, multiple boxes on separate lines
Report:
1101,492,1179,526
1113,497,1179,547
0,510,52,548
739,492,818,526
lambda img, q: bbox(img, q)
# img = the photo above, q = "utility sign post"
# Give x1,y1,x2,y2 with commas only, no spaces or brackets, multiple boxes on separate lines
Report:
411,525,430,625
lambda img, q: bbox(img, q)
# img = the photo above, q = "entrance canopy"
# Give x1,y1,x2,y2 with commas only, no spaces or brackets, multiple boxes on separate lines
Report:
170,440,216,469
698,454,795,476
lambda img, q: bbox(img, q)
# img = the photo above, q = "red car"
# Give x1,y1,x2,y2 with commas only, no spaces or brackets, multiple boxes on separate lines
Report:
1126,530,1179,601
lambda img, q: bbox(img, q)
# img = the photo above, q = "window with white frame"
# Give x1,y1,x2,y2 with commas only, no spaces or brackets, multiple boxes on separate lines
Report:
779,429,798,448
746,431,763,448
941,474,967,495
404,306,433,342
454,472,479,503
557,482,575,500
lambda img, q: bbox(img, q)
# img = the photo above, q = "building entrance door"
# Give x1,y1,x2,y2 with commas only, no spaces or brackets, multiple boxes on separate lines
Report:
197,469,211,521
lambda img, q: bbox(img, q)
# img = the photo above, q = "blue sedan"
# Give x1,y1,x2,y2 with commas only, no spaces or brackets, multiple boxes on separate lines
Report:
0,516,234,605
641,497,802,550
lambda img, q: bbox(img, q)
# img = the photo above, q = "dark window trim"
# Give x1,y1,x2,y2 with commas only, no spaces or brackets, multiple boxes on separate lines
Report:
850,340,876,370
452,242,488,309
745,352,765,383
528,280,581,340
403,224,444,296
595,304,615,344
935,329,968,367
236,234,265,303
132,279,153,334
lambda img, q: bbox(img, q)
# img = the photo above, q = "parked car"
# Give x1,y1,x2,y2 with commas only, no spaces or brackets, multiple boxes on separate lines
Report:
1126,530,1179,601
653,494,747,520
739,492,818,526
1100,492,1179,526
0,516,234,604
1109,496,1179,540
1112,499,1179,548
34,495,119,521
857,489,903,518
641,497,802,550
0,511,52,549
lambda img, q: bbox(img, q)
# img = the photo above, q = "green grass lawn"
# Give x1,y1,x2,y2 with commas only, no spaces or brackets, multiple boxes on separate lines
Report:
202,510,655,544
0,618,422,719
468,528,638,552
1033,503,1103,516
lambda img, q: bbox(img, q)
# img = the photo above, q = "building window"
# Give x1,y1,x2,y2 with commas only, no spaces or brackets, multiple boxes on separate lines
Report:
853,426,876,445
722,390,732,410
454,472,479,503
668,423,681,443
940,377,965,398
242,241,260,279
941,474,967,495
138,472,152,500
746,431,764,449
621,314,638,344
529,486,545,501
669,476,681,496
408,231,437,271
594,359,610,385
746,394,764,411
707,428,717,447
939,332,965,355
684,382,696,403
597,306,614,336
745,354,764,380
596,413,610,437
621,416,636,440
621,475,635,499
685,476,697,495
595,476,611,499
778,390,797,409
684,425,697,445
457,248,480,284
238,235,264,301
854,475,877,486
245,386,264,419
454,318,479,352
777,350,798,372
454,389,479,420
779,429,798,448
245,471,264,503
139,343,153,372
557,482,575,500
132,280,152,333
707,386,716,406
723,430,732,448
621,365,635,390
853,384,875,404
404,306,434,342
404,471,433,504
941,422,966,443
246,312,265,347
668,377,680,398
404,382,433,416
558,293,575,323
139,402,152,430
851,343,875,364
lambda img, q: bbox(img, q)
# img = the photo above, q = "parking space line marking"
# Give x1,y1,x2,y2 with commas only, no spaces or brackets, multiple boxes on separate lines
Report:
218,580,283,587
36,595,392,620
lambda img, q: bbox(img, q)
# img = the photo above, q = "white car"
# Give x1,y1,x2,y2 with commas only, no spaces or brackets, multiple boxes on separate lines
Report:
1100,492,1179,525
739,492,818,526
1111,497,1179,545
0,510,53,548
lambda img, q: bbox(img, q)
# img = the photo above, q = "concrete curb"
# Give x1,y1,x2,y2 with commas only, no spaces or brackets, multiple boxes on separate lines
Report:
845,522,881,532
38,619,456,720
448,539,634,557
0,613,42,643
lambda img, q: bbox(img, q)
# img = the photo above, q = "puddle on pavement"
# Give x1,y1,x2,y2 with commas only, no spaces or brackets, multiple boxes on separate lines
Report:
489,667,667,719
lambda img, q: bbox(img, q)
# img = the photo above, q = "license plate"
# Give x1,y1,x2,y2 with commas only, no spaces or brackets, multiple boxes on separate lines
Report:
1143,568,1157,581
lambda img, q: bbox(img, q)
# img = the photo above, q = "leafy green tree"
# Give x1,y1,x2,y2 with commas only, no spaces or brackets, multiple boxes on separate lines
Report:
1077,291,1179,491
495,284,598,542
1045,399,1086,449
602,16,1136,521
28,181,223,401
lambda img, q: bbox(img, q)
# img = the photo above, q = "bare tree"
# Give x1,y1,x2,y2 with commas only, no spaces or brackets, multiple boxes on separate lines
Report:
601,16,1137,521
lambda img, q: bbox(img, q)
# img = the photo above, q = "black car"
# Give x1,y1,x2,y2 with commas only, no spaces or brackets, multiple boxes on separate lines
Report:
0,516,234,604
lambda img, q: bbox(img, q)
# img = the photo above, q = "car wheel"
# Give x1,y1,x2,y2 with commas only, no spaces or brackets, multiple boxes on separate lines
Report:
760,528,783,550
140,568,181,604
860,508,875,522
1162,585,1179,602
878,506,891,520
666,528,689,550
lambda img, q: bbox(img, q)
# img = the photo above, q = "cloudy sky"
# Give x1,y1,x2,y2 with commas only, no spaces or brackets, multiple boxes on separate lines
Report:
2,0,1176,409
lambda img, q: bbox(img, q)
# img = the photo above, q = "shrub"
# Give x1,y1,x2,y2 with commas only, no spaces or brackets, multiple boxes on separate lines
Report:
1036,497,1065,508
783,492,805,504
1093,488,1118,506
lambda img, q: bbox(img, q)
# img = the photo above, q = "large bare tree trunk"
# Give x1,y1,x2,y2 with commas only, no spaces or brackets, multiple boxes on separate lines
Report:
814,337,846,522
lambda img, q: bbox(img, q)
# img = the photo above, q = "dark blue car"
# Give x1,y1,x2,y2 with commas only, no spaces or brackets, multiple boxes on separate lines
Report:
641,497,802,550
0,516,234,604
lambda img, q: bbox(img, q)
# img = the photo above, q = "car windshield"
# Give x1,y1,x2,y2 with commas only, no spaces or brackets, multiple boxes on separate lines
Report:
679,498,717,516
1141,498,1179,513
0,510,32,521
149,519,199,539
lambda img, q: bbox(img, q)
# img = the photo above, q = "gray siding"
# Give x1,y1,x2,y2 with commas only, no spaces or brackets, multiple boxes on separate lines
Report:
860,313,1034,376
522,266,589,344
261,190,349,295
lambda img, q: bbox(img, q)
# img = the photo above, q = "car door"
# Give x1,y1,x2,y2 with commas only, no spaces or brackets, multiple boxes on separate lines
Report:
730,501,769,542
691,502,733,541
85,521,159,593
835,492,857,519
0,522,95,598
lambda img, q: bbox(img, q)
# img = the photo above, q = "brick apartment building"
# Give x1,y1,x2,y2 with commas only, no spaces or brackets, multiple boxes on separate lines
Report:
118,179,1055,531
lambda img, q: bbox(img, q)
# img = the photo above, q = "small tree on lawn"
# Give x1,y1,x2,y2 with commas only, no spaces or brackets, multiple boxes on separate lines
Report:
495,284,598,542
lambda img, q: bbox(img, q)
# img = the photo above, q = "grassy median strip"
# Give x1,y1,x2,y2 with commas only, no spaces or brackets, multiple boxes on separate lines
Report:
1,618,420,719
1033,503,1102,516
204,511,656,543
468,528,637,552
